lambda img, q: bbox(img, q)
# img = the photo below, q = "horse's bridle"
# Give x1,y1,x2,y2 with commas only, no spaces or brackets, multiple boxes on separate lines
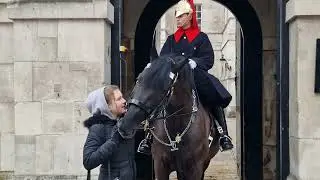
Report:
127,65,199,151
128,56,185,119
127,71,179,120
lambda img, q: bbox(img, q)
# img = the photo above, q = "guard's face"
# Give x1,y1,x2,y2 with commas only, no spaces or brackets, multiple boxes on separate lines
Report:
176,13,192,29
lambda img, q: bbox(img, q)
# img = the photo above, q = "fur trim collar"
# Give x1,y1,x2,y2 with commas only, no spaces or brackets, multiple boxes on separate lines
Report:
83,115,117,128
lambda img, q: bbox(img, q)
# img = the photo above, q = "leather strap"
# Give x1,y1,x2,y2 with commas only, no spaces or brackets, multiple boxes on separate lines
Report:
128,99,152,115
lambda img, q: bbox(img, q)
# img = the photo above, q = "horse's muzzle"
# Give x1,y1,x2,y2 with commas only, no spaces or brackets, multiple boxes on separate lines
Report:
118,104,148,139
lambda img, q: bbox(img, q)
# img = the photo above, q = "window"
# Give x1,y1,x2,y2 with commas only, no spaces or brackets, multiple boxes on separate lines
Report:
195,4,202,30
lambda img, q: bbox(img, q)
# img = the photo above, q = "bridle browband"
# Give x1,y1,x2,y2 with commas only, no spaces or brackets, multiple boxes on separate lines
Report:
128,70,179,120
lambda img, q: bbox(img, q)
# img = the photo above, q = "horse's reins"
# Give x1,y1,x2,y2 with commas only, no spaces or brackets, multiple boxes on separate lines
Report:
149,106,189,121
145,71,199,151
148,88,198,151
128,59,200,151
128,71,180,127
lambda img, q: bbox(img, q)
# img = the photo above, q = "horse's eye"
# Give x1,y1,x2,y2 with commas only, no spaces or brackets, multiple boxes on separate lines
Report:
136,77,141,83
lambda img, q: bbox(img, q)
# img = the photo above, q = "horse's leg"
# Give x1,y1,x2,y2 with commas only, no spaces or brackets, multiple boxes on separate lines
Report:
178,162,203,180
201,159,211,180
187,166,204,180
200,171,205,180
182,172,204,180
153,158,170,180
176,172,182,180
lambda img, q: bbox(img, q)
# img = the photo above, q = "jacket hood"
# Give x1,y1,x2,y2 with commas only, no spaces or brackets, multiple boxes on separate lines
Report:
86,87,115,120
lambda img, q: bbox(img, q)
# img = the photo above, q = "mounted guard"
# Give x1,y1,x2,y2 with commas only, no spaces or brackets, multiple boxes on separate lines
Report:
137,0,234,155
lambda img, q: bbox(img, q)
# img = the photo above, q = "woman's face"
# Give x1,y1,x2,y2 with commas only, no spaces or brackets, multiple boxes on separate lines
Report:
109,89,127,118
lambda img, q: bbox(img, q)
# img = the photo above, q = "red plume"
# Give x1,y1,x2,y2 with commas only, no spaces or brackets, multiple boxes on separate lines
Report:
188,0,199,29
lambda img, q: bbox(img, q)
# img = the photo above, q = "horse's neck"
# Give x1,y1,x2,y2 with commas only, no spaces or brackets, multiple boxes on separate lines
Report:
169,78,193,110
165,80,194,131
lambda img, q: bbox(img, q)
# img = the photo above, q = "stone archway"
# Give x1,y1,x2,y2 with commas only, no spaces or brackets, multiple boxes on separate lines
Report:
133,0,263,179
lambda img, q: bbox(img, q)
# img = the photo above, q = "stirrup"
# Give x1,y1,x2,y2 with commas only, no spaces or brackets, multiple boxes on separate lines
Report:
219,135,233,151
219,134,232,142
217,126,224,134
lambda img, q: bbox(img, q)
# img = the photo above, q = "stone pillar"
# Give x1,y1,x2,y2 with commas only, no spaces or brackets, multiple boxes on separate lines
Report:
0,0,15,175
247,0,278,179
286,0,320,179
235,20,242,176
6,0,113,178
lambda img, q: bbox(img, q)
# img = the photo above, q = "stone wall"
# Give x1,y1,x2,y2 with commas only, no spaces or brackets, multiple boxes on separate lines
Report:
286,0,320,179
2,0,319,179
0,0,114,179
0,0,14,176
218,9,236,117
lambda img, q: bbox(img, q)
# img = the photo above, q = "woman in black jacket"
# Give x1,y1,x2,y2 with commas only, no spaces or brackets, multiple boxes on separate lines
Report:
83,85,136,180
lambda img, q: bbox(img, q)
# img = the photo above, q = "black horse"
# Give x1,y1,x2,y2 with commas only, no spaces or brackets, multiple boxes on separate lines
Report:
118,55,220,180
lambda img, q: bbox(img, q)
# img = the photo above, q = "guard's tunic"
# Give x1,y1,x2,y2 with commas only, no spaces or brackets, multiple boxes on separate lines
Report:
160,32,232,108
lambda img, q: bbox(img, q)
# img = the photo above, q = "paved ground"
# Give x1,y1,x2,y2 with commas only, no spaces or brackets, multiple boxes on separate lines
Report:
169,118,240,180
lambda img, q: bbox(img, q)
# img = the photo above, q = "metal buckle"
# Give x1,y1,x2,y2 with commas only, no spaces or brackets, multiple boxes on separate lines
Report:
146,132,152,139
170,142,179,151
217,127,224,134
208,136,213,147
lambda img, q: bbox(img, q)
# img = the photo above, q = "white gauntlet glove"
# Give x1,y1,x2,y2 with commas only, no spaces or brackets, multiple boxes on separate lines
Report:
188,59,197,69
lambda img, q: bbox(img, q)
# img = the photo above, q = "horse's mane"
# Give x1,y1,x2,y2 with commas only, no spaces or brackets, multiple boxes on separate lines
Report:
139,54,195,92
177,62,195,91
137,55,173,90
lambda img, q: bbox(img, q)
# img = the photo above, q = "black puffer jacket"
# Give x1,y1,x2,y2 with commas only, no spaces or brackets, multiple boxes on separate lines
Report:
83,115,136,180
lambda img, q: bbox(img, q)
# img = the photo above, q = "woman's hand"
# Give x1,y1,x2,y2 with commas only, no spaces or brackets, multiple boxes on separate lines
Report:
111,125,124,144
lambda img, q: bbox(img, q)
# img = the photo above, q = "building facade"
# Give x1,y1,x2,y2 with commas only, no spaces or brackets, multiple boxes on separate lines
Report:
0,0,319,180
0,0,114,179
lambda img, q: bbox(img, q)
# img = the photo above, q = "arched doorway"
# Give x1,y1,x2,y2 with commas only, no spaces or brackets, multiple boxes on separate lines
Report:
133,0,263,179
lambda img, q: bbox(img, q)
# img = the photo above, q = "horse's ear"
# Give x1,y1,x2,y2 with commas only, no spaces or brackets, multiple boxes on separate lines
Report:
172,56,188,73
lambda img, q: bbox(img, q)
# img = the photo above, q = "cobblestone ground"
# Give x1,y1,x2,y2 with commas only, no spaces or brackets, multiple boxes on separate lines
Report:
169,118,240,180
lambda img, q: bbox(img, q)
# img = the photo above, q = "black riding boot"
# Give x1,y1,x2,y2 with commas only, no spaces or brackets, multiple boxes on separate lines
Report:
212,107,234,151
137,132,152,155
